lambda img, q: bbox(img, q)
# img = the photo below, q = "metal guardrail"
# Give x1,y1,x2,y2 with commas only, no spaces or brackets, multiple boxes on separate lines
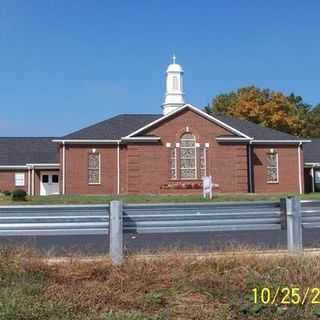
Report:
302,200,320,229
0,204,109,236
0,199,319,238
123,201,281,233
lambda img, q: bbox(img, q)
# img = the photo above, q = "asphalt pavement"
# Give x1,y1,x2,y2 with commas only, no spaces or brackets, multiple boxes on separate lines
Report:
0,229,320,256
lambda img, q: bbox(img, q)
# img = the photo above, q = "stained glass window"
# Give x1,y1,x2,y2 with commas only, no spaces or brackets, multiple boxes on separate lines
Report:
88,153,100,184
266,152,278,183
180,133,196,179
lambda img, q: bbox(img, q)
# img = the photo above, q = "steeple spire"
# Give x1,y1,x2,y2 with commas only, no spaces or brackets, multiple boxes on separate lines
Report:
162,56,185,115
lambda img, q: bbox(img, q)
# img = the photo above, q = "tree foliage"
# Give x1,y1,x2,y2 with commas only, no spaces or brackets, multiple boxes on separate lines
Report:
206,86,320,138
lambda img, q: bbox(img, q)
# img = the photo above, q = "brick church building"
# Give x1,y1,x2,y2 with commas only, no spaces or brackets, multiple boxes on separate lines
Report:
0,57,311,196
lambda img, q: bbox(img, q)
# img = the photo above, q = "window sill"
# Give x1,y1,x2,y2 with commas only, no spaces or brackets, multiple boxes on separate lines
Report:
267,181,279,184
88,183,101,185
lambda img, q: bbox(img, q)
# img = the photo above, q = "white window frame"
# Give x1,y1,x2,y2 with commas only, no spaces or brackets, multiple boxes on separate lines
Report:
200,147,207,178
180,133,197,180
15,172,25,187
170,147,177,180
266,152,279,184
88,153,101,185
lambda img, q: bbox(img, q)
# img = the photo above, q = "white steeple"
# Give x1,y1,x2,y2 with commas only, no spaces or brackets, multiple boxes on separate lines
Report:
162,55,185,115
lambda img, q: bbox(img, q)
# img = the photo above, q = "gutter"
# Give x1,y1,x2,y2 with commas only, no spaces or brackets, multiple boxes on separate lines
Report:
52,139,121,144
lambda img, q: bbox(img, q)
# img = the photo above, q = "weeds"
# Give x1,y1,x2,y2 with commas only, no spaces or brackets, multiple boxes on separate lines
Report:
1,247,320,319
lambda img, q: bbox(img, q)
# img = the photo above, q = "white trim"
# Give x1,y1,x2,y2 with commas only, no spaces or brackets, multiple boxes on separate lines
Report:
14,172,25,187
248,144,253,192
26,163,60,169
298,143,302,194
53,139,121,144
31,167,35,196
62,143,66,195
27,168,31,195
0,165,28,170
305,162,320,167
121,137,161,142
124,104,252,139
117,142,120,195
216,137,252,142
311,167,315,193
252,139,311,144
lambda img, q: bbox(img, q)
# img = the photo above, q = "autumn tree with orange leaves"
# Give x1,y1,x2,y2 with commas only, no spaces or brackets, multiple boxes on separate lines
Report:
206,86,319,137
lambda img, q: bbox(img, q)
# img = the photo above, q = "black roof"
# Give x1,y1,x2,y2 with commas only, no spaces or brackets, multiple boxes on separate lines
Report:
0,109,303,166
213,115,299,140
304,139,320,163
0,138,58,166
62,110,299,141
63,114,162,140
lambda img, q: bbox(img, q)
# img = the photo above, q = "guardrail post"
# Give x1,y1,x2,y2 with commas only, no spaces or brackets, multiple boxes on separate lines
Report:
280,198,287,230
109,200,123,265
286,196,303,254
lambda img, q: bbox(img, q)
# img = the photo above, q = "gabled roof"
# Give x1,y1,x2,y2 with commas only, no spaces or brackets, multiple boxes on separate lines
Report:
304,139,320,163
62,114,161,140
0,138,58,166
60,104,304,143
214,115,301,141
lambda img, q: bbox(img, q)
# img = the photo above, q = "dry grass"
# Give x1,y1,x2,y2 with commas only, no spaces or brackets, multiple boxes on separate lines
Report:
2,247,320,319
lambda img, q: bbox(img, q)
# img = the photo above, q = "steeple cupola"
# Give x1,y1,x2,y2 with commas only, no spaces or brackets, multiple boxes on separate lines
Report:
162,55,185,115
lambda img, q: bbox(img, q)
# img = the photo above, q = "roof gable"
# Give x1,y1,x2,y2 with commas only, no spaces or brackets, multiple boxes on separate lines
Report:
126,104,251,139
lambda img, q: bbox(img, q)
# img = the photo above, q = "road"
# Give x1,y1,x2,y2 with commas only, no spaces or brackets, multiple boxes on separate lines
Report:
0,229,320,255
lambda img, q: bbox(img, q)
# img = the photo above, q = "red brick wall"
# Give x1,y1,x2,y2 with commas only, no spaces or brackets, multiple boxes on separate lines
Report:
0,171,27,192
64,144,118,194
252,145,303,193
124,109,249,193
61,109,305,195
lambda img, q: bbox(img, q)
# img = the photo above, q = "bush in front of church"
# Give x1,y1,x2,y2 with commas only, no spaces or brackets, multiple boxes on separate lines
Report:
11,189,27,201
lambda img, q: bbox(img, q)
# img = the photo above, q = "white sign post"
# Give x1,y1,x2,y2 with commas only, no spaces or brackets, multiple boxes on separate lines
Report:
202,176,213,199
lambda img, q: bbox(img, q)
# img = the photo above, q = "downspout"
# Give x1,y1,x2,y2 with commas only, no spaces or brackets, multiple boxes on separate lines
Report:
62,142,66,195
31,166,35,196
298,142,302,194
248,141,254,193
27,167,31,196
311,166,315,193
117,142,120,195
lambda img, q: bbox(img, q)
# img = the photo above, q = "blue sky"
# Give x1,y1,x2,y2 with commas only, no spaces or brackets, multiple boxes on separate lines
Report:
0,1,319,136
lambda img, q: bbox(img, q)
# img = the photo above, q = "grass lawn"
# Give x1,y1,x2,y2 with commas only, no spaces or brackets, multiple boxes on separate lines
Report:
1,192,320,205
1,247,320,320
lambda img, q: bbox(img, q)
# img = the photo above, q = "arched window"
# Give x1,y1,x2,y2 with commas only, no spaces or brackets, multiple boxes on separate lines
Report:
172,76,178,90
180,133,196,179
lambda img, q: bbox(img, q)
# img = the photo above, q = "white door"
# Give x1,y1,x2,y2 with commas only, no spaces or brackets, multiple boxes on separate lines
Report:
40,174,60,196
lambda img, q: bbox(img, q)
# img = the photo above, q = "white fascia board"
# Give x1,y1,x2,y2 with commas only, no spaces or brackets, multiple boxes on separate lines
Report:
121,137,161,142
305,162,320,167
216,137,252,142
251,139,311,144
0,165,28,170
26,163,60,168
124,104,252,139
52,139,121,144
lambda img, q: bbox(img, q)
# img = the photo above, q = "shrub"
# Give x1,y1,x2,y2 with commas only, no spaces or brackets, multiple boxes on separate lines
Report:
11,189,27,201
3,190,11,196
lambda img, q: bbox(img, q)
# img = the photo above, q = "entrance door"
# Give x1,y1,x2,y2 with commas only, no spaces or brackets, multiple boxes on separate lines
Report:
40,174,60,196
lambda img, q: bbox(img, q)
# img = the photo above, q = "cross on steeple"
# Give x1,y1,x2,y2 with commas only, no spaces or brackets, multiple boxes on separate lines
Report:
172,54,176,64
